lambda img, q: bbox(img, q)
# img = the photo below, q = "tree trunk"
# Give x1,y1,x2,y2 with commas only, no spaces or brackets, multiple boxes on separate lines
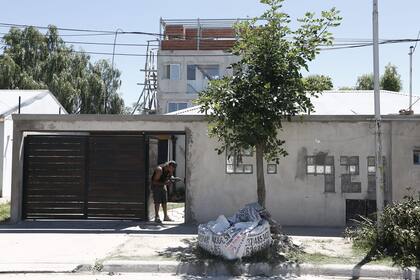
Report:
256,143,266,207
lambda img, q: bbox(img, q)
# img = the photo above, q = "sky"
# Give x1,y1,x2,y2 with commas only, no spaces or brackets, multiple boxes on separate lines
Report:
1,0,420,109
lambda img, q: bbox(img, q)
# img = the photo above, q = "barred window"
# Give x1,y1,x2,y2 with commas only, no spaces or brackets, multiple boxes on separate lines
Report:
226,149,253,174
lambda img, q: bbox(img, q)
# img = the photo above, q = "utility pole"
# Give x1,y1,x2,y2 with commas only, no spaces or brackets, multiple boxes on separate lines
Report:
104,28,123,114
409,46,414,111
373,0,384,228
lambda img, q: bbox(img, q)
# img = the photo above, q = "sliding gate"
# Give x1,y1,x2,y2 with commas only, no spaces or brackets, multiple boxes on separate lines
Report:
22,134,146,220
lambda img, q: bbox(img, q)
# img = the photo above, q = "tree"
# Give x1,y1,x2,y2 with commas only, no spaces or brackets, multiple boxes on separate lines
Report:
303,75,334,91
338,86,354,91
355,64,402,92
381,63,402,92
0,26,126,114
356,74,374,90
197,0,341,207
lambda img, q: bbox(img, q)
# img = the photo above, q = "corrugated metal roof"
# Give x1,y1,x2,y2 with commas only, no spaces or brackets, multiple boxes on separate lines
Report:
166,90,419,116
0,90,67,117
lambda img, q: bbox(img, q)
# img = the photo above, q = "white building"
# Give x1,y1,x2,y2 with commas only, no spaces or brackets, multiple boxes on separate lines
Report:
157,19,240,114
0,90,67,201
167,90,420,116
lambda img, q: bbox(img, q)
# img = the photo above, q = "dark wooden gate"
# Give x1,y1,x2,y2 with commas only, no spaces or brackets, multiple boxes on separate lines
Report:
23,135,87,219
23,134,146,220
88,135,146,219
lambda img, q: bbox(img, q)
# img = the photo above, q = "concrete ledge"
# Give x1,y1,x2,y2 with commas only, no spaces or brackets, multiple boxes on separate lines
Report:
100,260,420,279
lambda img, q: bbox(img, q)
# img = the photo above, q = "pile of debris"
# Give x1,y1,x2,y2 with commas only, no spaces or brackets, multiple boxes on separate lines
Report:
198,203,291,260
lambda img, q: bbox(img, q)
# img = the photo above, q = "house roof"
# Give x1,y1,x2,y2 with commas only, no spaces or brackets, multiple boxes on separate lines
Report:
0,90,67,117
166,90,419,116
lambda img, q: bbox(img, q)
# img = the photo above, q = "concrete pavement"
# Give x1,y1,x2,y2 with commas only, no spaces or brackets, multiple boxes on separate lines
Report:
0,220,418,279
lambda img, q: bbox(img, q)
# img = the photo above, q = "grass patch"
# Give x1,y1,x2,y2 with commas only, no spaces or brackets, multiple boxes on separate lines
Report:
0,202,10,223
298,250,393,266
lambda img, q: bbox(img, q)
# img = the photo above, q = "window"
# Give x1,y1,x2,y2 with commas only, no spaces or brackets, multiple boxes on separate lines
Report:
168,102,188,113
187,65,196,80
187,64,220,94
340,156,359,175
226,150,253,174
307,155,335,192
367,156,376,173
306,155,334,175
267,164,277,174
414,150,420,164
163,64,180,80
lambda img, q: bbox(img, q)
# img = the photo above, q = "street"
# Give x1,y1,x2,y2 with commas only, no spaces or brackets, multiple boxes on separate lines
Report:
0,273,399,280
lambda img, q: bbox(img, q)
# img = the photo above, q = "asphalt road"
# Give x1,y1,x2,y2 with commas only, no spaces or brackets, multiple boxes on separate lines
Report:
0,273,399,280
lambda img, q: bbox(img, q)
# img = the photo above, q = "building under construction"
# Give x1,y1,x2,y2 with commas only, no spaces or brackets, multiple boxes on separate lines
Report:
156,18,240,114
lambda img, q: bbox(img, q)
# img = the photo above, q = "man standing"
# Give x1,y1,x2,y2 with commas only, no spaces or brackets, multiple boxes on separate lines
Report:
151,160,177,223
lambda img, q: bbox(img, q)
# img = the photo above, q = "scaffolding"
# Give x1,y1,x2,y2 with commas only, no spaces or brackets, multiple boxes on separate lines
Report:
132,40,158,114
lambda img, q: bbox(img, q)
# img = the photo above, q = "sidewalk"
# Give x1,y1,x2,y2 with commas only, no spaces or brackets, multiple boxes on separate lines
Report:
0,217,418,279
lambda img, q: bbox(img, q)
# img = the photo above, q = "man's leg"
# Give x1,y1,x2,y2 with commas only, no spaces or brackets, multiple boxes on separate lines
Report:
162,190,173,221
162,202,168,219
154,203,160,220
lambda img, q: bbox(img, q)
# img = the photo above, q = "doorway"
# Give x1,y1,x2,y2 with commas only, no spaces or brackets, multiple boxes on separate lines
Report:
147,133,186,223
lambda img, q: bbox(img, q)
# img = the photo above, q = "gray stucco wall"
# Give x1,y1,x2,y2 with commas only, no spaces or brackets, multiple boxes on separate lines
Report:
0,121,3,197
9,114,420,226
390,121,420,201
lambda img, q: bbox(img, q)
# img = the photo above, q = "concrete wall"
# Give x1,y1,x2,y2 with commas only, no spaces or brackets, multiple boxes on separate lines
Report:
390,120,420,201
157,50,239,113
0,121,3,197
9,114,420,226
1,118,13,201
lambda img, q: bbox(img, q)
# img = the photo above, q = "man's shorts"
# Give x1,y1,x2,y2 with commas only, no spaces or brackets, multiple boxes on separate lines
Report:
152,186,167,204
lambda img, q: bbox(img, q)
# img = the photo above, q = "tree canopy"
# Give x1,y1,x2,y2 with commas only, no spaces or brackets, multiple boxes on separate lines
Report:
197,0,341,206
380,63,402,92
355,63,402,92
356,74,374,90
303,75,334,91
0,26,126,114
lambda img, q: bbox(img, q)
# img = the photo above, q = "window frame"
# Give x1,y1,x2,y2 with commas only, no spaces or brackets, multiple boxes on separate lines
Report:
163,64,181,80
267,164,277,174
226,149,253,174
413,150,420,165
340,156,359,175
167,102,188,113
306,156,334,175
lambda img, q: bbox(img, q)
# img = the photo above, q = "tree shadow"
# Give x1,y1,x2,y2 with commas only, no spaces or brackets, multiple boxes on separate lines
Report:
157,234,303,278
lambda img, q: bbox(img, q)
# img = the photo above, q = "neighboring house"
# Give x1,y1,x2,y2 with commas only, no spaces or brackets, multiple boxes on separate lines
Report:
167,90,420,115
0,90,67,201
157,18,240,114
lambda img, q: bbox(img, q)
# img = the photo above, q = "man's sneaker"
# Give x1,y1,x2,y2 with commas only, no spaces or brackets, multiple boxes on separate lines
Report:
154,217,162,224
164,217,174,222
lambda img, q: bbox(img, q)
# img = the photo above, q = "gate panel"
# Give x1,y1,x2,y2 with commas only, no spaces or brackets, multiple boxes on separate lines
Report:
87,135,146,219
23,135,87,219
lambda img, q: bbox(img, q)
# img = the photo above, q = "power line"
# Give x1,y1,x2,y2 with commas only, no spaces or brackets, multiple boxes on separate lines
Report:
0,22,162,37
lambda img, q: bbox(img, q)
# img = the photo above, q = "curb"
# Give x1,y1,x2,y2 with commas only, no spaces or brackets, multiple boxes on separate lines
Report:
0,263,89,274
100,260,420,279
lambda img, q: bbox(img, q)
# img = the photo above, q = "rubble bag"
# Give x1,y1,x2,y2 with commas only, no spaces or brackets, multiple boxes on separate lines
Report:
197,203,272,260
